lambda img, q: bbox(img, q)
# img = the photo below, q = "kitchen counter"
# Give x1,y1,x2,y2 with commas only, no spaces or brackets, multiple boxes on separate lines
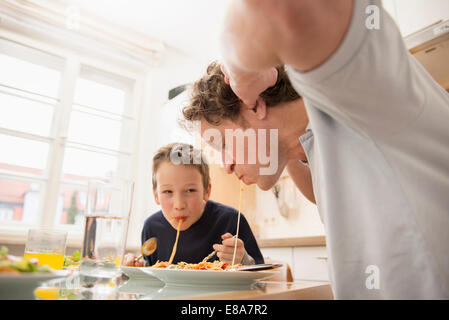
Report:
188,280,333,300
257,236,326,248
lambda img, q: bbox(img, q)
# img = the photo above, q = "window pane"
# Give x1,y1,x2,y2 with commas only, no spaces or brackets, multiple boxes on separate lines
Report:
0,53,61,98
55,184,87,227
0,134,49,176
74,78,126,115
0,92,54,137
0,178,42,224
62,147,120,181
67,110,123,150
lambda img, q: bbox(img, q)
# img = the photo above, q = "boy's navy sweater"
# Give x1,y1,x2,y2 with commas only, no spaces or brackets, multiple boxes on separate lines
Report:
141,200,264,265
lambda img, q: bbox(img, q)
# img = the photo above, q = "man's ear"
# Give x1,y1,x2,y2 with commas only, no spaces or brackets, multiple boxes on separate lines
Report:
153,188,160,205
255,97,267,120
243,96,267,121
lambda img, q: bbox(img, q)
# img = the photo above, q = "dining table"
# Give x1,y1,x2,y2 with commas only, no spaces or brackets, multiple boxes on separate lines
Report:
30,269,334,300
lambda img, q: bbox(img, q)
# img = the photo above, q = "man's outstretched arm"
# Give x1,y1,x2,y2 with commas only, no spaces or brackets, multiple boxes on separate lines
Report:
220,0,353,106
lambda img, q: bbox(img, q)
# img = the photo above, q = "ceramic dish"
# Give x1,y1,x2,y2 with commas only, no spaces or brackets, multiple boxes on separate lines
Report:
141,268,275,287
0,270,68,300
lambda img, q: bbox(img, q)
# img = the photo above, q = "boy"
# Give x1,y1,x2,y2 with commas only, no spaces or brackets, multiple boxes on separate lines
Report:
123,143,264,267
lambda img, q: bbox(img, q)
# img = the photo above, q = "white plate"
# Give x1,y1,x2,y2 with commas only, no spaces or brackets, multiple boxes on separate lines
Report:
0,270,68,300
140,285,242,300
121,266,163,284
141,268,276,288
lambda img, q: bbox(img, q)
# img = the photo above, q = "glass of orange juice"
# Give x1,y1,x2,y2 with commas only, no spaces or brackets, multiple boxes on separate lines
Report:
24,229,67,270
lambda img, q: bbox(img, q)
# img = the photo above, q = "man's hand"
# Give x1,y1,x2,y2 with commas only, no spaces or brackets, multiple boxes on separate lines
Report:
213,232,246,264
221,64,278,107
219,0,353,89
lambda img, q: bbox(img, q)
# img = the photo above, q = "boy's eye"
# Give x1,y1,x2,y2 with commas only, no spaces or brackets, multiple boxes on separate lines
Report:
187,189,197,193
162,190,172,194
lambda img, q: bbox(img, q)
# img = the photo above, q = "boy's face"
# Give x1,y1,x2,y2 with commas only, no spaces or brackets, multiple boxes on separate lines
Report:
153,162,211,231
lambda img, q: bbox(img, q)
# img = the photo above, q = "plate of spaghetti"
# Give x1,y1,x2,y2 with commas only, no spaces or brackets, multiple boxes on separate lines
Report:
152,260,240,270
121,266,164,284
141,261,276,287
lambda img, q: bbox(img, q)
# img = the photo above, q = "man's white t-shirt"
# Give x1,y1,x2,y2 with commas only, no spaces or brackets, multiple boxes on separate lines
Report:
286,0,449,299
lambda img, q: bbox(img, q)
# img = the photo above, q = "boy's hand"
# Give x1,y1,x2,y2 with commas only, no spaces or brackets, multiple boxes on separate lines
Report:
213,232,246,265
123,253,137,266
123,253,144,267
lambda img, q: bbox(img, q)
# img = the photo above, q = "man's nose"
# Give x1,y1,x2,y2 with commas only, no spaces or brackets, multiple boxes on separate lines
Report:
224,163,235,174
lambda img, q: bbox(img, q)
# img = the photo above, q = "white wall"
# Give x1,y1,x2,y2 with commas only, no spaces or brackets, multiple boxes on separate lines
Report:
256,181,324,239
383,0,449,36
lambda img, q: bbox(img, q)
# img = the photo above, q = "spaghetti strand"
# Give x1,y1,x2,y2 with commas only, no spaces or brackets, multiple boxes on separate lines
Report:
168,218,183,265
231,182,244,266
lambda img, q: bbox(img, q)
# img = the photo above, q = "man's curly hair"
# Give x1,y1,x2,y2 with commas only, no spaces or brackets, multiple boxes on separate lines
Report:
182,61,300,127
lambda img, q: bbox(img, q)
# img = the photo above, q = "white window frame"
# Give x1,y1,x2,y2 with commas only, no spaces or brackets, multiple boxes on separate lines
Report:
0,28,147,249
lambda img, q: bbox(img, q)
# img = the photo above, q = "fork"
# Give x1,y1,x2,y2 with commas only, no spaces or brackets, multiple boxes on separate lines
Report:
201,235,237,262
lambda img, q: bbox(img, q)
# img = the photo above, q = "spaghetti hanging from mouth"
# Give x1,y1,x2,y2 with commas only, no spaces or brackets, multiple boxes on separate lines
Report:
231,181,244,266
168,218,183,265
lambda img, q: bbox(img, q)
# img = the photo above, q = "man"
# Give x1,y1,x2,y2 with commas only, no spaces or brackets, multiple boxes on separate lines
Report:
183,0,449,299
184,62,315,203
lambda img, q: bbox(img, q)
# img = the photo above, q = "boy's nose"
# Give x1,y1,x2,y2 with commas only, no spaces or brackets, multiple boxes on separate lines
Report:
173,195,186,210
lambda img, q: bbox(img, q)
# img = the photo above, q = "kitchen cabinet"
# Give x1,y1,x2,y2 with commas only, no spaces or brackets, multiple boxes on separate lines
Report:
259,237,329,282
292,246,329,282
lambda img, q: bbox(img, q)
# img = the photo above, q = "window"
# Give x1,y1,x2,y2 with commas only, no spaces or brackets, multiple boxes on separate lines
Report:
0,38,138,236
58,66,134,227
0,40,61,227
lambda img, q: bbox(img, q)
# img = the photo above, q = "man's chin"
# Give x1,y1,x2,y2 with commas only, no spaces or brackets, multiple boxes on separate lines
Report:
257,179,276,191
242,175,276,191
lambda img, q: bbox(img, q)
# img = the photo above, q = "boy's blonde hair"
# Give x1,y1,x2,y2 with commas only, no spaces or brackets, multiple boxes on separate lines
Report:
152,143,210,193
